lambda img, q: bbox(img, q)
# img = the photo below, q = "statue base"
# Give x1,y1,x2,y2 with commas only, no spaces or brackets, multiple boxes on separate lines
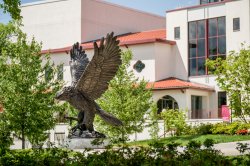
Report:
65,138,110,149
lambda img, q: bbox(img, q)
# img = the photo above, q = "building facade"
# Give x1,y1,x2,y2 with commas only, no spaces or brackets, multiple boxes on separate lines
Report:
15,0,249,145
21,0,165,50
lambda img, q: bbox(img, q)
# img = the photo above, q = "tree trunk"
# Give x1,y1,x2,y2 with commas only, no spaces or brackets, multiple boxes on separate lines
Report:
21,126,25,149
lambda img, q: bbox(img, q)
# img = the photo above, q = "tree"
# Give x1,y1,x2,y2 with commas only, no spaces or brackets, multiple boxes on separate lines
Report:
95,50,153,143
206,46,250,122
0,22,63,149
0,0,21,20
161,109,187,136
0,113,13,154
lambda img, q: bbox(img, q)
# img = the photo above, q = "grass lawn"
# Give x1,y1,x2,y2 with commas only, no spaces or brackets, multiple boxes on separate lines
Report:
127,134,250,146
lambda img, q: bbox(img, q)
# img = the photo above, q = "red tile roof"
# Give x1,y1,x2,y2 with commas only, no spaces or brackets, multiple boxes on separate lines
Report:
41,29,175,54
147,77,214,91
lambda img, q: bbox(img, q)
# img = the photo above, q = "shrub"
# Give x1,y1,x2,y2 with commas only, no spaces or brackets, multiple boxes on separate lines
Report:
0,140,233,166
196,123,213,135
161,109,187,136
211,122,228,134
236,129,248,135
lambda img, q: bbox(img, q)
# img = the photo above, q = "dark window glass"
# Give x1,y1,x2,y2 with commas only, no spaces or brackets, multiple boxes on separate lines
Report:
201,0,220,4
157,96,179,114
209,19,217,37
218,36,226,54
188,17,226,76
198,58,206,75
209,37,217,56
233,18,240,31
198,20,205,38
174,27,180,39
200,0,208,4
197,39,205,57
218,17,226,35
189,22,196,40
189,40,197,58
189,59,197,76
218,92,227,107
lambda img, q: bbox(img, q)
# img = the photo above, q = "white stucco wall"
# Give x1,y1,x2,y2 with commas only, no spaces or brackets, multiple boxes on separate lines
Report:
126,44,156,82
166,10,189,80
21,0,82,50
154,43,175,81
226,0,250,51
167,0,250,87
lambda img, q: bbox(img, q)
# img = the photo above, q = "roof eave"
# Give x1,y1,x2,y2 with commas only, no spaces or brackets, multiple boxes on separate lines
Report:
41,38,175,54
151,86,215,92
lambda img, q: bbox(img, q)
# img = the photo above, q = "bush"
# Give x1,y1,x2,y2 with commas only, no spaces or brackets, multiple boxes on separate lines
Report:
0,140,233,166
161,109,187,136
211,122,228,134
196,123,213,135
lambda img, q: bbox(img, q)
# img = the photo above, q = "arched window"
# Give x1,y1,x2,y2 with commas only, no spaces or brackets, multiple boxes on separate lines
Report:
157,95,179,114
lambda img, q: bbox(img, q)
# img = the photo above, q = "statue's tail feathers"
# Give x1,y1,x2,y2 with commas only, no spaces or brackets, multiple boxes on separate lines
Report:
97,109,123,126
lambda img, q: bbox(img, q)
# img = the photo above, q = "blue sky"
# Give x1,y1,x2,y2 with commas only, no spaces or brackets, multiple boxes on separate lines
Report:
0,0,198,23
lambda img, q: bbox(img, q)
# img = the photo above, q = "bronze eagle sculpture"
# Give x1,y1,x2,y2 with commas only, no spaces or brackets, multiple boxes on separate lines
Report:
55,32,123,138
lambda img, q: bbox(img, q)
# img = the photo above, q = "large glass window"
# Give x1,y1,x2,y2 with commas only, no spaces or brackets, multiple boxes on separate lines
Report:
191,96,203,119
188,17,226,76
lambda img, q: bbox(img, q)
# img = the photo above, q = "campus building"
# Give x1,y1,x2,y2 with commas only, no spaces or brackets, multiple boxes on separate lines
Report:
16,0,249,144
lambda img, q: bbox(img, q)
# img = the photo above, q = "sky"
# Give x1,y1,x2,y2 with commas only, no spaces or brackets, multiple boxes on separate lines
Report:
0,0,199,23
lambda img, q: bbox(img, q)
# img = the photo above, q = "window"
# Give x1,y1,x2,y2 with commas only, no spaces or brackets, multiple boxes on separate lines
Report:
188,17,226,76
200,0,222,4
218,92,227,118
157,95,179,114
233,18,240,31
191,96,202,119
133,60,145,73
174,27,180,39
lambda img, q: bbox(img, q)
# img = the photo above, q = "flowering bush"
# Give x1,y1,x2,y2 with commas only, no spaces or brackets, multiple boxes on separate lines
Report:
236,129,248,135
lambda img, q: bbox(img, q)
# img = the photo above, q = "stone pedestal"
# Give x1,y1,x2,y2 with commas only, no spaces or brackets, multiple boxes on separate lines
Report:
65,138,110,149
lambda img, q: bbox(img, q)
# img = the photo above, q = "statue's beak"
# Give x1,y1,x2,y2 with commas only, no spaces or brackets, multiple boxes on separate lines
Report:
55,90,63,100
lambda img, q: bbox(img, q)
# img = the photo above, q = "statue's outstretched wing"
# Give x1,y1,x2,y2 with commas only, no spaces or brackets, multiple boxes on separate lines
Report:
70,42,89,86
75,32,121,100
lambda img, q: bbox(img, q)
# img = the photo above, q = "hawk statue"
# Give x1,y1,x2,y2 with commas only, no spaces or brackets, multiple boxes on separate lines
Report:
55,32,123,138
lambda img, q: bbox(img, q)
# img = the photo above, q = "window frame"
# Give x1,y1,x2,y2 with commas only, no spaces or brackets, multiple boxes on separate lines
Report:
233,18,240,31
188,16,226,76
174,27,180,40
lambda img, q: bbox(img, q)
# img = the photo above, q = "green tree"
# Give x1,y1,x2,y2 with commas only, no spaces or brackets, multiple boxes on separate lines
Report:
206,46,250,122
0,113,13,154
0,0,21,20
161,109,187,136
147,103,160,140
95,50,153,143
0,22,63,149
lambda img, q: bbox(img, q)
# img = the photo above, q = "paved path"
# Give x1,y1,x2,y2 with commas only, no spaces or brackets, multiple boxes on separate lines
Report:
176,140,250,156
213,140,250,156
